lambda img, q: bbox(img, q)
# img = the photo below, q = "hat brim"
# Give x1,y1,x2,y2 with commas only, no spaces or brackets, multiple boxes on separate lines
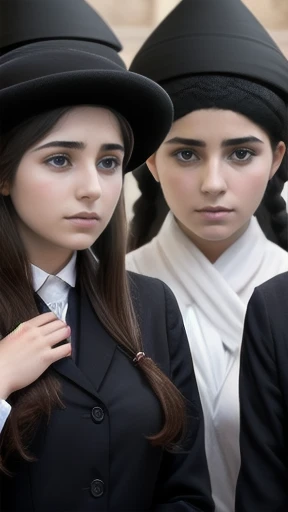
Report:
0,69,173,172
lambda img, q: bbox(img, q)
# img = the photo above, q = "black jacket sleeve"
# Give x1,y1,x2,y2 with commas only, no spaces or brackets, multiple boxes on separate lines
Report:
235,284,288,512
152,282,214,512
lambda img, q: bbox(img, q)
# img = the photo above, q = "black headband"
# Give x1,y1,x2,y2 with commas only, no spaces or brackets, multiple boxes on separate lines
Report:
162,75,287,143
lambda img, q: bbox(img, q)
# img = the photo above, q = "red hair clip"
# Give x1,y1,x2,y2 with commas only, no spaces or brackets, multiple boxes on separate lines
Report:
133,351,146,365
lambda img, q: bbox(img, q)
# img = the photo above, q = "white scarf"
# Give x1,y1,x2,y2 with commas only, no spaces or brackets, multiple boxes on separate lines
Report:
126,212,288,512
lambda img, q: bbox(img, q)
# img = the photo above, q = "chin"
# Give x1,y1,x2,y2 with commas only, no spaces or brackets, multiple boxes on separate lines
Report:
74,239,100,250
71,243,95,251
61,235,101,251
197,227,235,242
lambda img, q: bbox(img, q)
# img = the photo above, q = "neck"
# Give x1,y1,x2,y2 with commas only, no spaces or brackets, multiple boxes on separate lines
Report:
26,241,74,274
16,218,75,274
30,251,74,275
176,219,250,263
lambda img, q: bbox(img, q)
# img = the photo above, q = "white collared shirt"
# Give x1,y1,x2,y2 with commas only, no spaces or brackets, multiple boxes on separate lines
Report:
0,253,77,433
32,251,77,321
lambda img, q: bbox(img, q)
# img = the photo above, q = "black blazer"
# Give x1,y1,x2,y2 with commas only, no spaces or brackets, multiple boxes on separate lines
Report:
1,272,214,512
235,271,288,512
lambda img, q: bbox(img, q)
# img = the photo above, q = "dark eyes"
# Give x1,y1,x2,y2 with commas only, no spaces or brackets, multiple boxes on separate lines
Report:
174,148,255,163
98,158,120,170
231,149,254,161
45,154,121,172
174,150,198,162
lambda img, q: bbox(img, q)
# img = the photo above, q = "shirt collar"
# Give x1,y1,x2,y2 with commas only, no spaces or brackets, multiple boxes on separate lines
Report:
31,252,77,292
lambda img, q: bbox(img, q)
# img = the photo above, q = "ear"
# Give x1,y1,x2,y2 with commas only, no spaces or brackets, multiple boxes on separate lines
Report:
0,182,10,196
269,141,286,179
146,153,160,182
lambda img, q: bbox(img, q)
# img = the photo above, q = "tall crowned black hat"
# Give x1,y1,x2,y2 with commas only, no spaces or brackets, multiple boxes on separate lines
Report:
130,0,288,95
0,0,124,66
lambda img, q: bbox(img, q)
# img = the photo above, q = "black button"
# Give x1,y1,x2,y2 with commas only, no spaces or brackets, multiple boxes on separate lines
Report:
91,479,104,498
91,406,105,423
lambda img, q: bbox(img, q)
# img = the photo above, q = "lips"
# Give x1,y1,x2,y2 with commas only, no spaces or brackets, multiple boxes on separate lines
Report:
195,206,234,221
66,212,99,220
196,206,233,213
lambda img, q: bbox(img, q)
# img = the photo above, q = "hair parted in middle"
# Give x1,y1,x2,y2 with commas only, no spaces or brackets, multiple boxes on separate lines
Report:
0,106,186,474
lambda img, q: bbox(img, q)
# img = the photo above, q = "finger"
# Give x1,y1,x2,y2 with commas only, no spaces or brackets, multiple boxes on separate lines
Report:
40,319,68,336
46,326,71,347
49,342,72,363
7,313,58,338
15,313,58,331
32,312,59,326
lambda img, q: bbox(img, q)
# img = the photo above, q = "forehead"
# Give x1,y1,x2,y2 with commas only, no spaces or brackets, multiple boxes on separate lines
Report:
37,106,123,144
168,108,267,139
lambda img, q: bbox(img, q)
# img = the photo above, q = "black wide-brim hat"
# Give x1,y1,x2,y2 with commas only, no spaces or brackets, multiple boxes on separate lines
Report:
0,46,173,172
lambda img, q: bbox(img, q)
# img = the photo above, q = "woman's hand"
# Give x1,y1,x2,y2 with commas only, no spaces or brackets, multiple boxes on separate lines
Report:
0,313,71,399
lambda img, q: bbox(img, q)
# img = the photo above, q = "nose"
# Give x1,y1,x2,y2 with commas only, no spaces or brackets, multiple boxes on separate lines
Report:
76,165,102,201
200,159,227,196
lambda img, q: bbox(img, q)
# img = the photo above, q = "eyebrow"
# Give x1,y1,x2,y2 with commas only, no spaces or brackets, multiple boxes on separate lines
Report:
33,141,125,152
165,136,264,147
165,137,205,147
221,136,264,147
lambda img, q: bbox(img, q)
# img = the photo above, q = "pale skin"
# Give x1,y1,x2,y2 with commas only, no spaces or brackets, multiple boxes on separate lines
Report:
0,106,125,401
147,109,286,263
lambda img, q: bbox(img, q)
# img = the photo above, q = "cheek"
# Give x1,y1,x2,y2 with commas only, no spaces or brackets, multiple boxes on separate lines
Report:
101,176,123,208
9,165,72,230
160,171,197,205
232,166,271,204
11,176,64,214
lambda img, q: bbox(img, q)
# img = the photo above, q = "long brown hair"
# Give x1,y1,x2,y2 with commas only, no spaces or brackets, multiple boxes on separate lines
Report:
0,106,185,473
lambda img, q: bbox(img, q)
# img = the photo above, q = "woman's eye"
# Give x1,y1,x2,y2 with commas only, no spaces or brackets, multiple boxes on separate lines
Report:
46,155,70,168
175,150,198,162
230,149,255,162
98,157,120,171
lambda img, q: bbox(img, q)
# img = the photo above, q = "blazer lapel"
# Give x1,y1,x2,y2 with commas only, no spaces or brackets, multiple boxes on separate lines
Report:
76,289,117,392
52,356,99,399
36,288,117,398
34,291,100,399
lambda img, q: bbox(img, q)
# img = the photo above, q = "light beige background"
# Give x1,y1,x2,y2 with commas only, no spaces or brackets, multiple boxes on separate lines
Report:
88,0,288,217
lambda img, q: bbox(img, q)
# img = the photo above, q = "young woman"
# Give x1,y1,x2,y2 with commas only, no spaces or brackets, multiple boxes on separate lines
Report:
235,271,288,511
0,44,214,511
126,0,288,511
